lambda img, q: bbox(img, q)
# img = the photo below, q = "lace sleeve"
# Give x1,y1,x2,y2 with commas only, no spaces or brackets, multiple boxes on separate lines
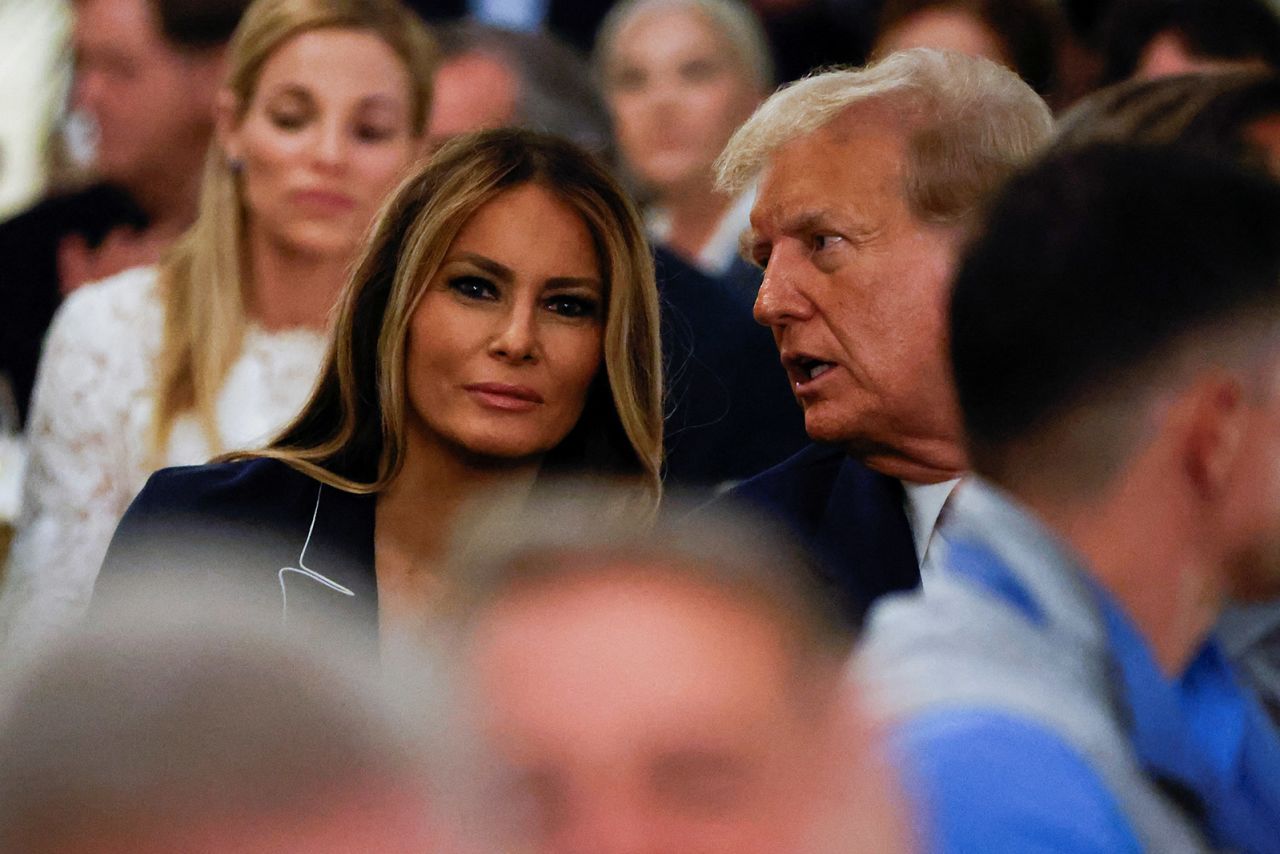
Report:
0,269,157,660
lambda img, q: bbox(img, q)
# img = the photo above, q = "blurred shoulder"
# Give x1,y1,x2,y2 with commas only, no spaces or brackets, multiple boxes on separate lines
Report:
132,457,316,520
53,265,160,339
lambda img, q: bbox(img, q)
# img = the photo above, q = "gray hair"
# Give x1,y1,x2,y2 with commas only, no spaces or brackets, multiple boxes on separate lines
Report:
438,482,851,658
716,48,1055,225
437,21,615,162
593,0,775,93
0,583,444,851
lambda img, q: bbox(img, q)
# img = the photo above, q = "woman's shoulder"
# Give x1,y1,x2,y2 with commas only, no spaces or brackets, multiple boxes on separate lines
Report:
55,265,161,332
133,457,318,521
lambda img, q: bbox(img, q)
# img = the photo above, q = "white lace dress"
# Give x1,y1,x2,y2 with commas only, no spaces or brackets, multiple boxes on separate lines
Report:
0,266,326,659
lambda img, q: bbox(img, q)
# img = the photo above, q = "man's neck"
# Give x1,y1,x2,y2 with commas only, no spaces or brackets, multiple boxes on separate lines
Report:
1021,489,1226,676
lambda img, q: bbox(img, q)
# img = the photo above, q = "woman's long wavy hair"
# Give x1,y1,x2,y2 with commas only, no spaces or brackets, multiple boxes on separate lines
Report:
246,129,664,507
148,0,438,461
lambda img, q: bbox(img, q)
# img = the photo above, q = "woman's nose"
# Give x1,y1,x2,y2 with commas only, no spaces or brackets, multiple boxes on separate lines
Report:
489,304,539,364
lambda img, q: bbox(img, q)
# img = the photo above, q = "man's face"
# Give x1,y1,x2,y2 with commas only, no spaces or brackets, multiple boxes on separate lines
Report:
464,571,856,854
72,0,221,187
425,52,520,153
746,108,964,472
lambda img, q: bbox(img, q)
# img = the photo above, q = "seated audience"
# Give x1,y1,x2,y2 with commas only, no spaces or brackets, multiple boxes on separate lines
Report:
0,0,437,659
1097,0,1280,85
429,16,806,487
0,0,250,427
713,49,1052,624
436,487,914,853
859,145,1280,853
98,129,664,648
0,583,449,853
872,0,1064,98
594,0,770,279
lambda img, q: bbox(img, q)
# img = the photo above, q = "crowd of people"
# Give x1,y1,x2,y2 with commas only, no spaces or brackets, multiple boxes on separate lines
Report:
2,0,1280,851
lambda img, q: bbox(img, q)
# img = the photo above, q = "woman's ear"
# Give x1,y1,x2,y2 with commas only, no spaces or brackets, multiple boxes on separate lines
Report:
214,89,242,164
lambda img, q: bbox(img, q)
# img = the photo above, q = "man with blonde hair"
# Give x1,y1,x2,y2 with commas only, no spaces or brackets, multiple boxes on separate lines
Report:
716,48,1053,622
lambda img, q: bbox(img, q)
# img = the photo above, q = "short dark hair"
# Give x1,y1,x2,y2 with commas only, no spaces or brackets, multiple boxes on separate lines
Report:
950,144,1280,487
1098,0,1280,86
151,0,254,49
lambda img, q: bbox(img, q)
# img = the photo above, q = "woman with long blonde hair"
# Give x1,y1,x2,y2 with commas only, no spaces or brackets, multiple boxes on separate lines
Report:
98,129,663,642
1,0,437,658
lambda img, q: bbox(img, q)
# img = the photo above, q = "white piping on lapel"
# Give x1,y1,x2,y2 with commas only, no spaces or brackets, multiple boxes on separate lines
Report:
278,484,356,622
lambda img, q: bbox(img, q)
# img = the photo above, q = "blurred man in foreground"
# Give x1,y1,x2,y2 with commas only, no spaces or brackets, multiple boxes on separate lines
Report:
860,145,1280,852
438,490,913,854
0,584,450,853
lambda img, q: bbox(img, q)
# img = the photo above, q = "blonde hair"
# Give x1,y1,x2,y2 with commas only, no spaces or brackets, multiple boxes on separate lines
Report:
149,0,437,459
715,48,1054,225
247,129,664,508
593,0,774,92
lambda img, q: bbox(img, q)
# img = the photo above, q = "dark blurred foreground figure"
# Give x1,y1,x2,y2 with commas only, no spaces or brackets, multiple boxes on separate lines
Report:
0,585,451,853
0,0,250,425
435,487,914,854
1054,70,1280,716
1097,0,1280,85
859,146,1280,852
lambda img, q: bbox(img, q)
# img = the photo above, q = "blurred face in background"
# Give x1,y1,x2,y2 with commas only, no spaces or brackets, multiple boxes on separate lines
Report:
875,8,1010,67
72,0,225,190
426,51,520,153
463,569,892,854
219,28,419,260
604,5,762,198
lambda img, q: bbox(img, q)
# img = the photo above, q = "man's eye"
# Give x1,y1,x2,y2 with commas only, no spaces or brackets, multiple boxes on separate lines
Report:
546,295,599,319
450,276,497,300
812,234,843,252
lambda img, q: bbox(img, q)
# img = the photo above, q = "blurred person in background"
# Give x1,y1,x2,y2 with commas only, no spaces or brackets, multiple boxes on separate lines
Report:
97,130,664,651
0,0,437,661
1096,0,1280,86
427,21,614,161
430,15,806,487
0,582,453,854
438,487,914,854
713,50,1052,624
872,0,1064,100
0,0,251,429
595,0,771,279
861,145,1280,853
1053,70,1280,721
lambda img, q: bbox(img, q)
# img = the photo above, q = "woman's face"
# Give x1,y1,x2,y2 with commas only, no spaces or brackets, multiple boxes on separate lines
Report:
605,7,761,198
404,183,606,463
221,28,419,259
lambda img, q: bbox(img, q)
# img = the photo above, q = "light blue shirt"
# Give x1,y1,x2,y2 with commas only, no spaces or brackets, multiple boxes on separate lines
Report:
468,0,549,31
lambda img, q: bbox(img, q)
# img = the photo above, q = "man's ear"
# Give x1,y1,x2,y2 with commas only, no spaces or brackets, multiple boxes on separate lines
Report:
1181,373,1249,501
214,89,241,163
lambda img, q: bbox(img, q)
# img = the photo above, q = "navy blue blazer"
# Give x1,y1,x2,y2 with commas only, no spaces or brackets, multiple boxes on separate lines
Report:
723,443,922,625
98,458,379,632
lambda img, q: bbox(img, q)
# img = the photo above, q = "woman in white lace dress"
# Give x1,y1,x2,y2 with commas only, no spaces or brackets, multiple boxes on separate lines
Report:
0,0,437,657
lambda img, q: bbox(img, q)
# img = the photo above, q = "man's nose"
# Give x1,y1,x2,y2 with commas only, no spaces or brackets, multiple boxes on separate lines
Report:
754,248,812,328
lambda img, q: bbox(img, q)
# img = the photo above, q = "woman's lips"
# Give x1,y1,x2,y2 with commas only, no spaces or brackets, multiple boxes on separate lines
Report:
464,382,544,412
292,189,357,213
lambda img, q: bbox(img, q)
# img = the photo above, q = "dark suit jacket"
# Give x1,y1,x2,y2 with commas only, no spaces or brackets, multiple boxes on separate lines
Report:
0,183,147,424
655,248,808,487
99,458,379,634
723,443,922,626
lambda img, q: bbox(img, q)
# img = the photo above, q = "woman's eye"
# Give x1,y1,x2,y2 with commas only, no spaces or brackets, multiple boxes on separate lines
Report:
450,276,498,300
269,110,308,131
354,124,396,143
546,295,599,319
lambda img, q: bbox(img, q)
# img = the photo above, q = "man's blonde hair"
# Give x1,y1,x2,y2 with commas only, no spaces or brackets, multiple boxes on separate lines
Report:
716,48,1054,225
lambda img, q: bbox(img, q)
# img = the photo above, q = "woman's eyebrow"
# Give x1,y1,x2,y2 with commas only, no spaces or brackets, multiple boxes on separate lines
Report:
453,252,514,282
